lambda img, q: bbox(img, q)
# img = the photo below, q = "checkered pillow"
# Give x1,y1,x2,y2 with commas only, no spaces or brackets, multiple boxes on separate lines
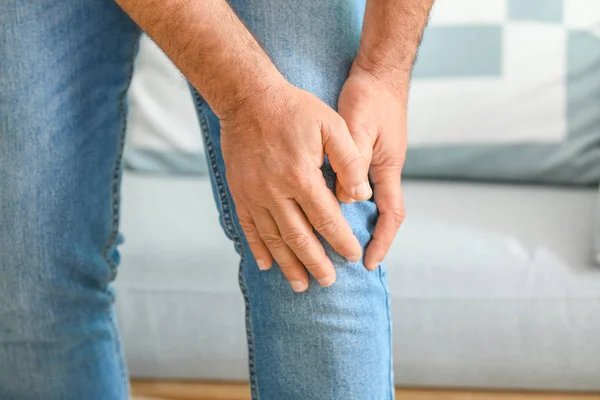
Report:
125,0,600,185
404,0,600,185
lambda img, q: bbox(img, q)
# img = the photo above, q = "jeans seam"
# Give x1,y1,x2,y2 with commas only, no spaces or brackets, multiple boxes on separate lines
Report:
378,265,394,399
101,34,138,280
101,33,140,399
109,311,130,399
191,91,259,400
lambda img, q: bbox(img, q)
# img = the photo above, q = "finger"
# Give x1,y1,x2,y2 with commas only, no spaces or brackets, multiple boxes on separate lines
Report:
335,179,355,204
236,203,273,271
252,207,309,292
270,199,337,287
341,119,376,167
321,118,372,202
364,167,405,271
297,176,362,263
335,110,376,203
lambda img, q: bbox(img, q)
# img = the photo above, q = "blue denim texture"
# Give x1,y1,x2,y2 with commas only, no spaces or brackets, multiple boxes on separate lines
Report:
0,0,393,399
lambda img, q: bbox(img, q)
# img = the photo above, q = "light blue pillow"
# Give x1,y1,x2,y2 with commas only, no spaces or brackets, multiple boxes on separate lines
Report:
403,0,600,186
125,1,600,187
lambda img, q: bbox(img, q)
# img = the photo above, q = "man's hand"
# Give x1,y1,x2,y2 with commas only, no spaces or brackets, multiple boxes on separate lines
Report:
222,81,371,292
116,0,372,292
338,0,434,270
337,64,408,271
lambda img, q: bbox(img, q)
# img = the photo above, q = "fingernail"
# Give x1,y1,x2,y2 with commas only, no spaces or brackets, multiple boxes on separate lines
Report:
257,260,268,270
353,182,372,199
346,253,361,263
367,260,381,270
318,276,336,287
290,280,308,292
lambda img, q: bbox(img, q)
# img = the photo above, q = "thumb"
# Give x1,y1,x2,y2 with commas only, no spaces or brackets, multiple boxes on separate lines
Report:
335,121,376,203
322,118,372,201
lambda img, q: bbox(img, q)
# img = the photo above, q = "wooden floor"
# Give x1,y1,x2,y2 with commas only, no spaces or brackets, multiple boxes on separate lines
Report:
131,381,600,400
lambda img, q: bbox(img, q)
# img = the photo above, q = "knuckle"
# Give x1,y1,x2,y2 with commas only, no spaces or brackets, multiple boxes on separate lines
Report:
338,153,365,174
238,218,256,233
276,261,293,271
282,230,311,250
303,260,327,272
288,171,312,192
262,234,286,249
242,227,261,243
262,184,282,200
388,207,406,226
313,216,340,238
238,218,261,240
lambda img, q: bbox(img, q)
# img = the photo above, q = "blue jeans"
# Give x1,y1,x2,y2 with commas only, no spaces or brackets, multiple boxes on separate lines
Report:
0,1,393,399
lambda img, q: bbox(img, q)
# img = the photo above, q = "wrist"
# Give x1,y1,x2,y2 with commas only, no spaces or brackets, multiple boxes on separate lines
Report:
207,70,290,121
351,55,411,99
216,73,292,122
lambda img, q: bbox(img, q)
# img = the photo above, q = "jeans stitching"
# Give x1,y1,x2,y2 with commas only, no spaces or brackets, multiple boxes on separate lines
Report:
101,34,138,281
378,264,394,399
191,91,259,400
101,32,140,398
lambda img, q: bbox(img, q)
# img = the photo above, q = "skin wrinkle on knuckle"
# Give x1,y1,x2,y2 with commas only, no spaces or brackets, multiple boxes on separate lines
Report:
276,261,294,271
241,225,261,241
261,234,286,249
312,216,340,238
386,207,406,226
298,171,329,199
281,230,311,251
242,224,262,244
303,260,328,272
238,216,255,230
288,171,313,194
339,153,364,174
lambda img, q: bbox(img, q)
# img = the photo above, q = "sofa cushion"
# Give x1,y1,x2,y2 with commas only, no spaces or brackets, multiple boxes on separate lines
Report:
124,1,600,186
125,36,207,176
403,0,600,185
117,173,600,389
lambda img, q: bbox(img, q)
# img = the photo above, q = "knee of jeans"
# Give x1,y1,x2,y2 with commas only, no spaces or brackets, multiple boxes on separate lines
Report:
0,141,125,400
0,175,119,340
321,162,378,249
0,229,118,331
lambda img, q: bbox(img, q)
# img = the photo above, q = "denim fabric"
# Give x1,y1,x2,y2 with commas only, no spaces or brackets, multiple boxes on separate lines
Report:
0,0,393,399
0,1,140,399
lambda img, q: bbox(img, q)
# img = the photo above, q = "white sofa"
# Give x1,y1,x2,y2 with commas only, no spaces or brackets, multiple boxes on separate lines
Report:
117,21,600,389
116,172,600,391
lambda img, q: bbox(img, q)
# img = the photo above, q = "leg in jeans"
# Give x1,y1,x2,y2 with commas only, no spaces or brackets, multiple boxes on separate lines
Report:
0,1,140,399
192,0,394,398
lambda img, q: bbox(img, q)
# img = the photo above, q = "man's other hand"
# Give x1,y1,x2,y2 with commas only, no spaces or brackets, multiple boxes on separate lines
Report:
337,63,408,271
